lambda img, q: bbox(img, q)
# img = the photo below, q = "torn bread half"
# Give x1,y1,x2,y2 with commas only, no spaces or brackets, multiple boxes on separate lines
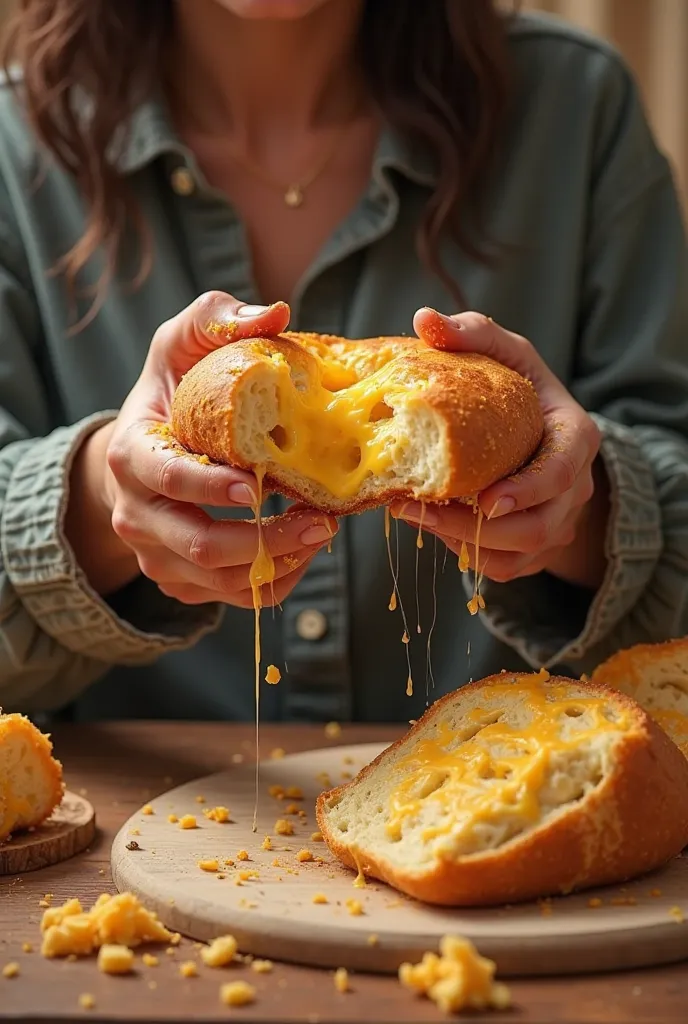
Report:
170,332,544,514
316,673,688,906
592,639,688,758
0,713,65,841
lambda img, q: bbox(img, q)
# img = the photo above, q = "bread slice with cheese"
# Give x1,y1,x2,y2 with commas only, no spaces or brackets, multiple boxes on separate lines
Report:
170,331,544,514
0,713,64,841
316,673,688,906
592,640,688,758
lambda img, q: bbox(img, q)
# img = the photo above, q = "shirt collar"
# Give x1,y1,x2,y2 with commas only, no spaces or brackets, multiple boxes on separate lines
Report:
115,96,437,188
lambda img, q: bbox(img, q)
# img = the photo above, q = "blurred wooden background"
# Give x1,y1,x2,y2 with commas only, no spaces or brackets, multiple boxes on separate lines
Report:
0,0,686,201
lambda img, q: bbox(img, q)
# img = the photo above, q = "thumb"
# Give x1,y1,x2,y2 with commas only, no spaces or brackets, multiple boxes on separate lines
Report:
413,307,547,386
152,291,291,368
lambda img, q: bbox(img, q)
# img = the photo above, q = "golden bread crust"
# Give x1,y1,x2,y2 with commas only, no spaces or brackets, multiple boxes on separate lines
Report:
170,332,544,514
315,674,688,906
0,713,64,840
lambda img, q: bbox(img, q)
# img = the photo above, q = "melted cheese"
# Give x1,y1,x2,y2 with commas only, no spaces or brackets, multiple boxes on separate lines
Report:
399,935,510,1014
263,356,418,499
384,507,414,698
385,679,628,846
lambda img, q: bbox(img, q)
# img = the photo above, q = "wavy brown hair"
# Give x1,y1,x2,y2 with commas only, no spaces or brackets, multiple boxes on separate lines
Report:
2,0,514,319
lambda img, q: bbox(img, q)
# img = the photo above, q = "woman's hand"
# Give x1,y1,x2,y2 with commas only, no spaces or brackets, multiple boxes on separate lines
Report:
391,309,608,590
66,292,337,604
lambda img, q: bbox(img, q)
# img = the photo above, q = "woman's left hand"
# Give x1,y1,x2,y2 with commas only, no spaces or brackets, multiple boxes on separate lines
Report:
390,308,609,590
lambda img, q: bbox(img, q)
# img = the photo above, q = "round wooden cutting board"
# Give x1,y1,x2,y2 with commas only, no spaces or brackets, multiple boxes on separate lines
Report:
111,743,688,977
1,790,96,875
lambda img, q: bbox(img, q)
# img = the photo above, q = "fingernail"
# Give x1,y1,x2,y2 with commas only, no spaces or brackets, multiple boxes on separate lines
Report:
488,496,517,519
236,303,270,318
300,524,334,546
228,482,257,505
397,502,438,527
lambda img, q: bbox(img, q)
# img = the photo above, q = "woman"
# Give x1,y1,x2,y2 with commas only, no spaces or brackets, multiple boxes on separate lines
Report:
0,0,686,723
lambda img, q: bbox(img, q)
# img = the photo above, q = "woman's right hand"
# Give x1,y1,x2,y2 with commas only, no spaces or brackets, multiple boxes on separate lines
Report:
65,292,338,606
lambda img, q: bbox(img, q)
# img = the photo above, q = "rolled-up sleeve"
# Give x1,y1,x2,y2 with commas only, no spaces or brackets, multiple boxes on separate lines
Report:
473,62,688,674
0,208,220,713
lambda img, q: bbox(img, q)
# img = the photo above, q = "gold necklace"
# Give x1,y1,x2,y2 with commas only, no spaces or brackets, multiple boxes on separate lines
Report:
227,109,359,209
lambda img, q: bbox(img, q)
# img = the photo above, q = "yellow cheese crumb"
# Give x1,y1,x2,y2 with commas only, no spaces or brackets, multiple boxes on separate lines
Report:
203,806,230,823
334,967,350,993
40,893,171,958
343,756,354,765
270,748,286,760
312,893,328,905
237,869,259,881
201,935,237,968
285,803,301,815
262,836,273,851
179,815,197,829
367,934,379,946
21,942,33,953
142,953,159,967
78,994,95,1010
129,829,141,836
669,906,685,923
399,936,510,1014
97,944,134,975
167,814,178,824
251,958,274,973
170,932,181,945
179,960,198,978
198,859,220,873
38,900,51,908
588,898,603,909
142,805,154,815
2,962,19,978
311,831,324,842
285,786,303,800
275,819,293,836
219,980,256,1007
650,888,663,898
237,850,250,861
195,795,206,804
265,665,281,685
166,947,176,956
268,785,285,799
316,772,331,788
325,721,342,739
296,849,313,863
345,898,364,916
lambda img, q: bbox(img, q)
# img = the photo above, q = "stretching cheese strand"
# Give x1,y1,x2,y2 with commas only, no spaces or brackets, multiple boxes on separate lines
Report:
384,508,413,697
249,467,275,832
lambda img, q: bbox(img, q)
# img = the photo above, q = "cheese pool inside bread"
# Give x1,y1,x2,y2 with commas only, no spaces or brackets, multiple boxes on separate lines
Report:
316,674,688,905
171,331,544,514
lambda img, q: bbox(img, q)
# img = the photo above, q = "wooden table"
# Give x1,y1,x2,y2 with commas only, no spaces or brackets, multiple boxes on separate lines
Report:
1,723,686,1023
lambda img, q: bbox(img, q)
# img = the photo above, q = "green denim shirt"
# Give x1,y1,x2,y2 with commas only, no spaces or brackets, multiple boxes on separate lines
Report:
0,14,687,724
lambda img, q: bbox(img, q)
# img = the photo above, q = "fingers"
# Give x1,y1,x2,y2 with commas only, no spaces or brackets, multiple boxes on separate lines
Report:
479,414,599,518
158,558,313,609
110,424,260,508
112,497,337,572
150,292,291,367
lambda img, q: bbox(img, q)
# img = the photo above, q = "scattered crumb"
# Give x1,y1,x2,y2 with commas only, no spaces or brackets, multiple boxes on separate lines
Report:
312,894,328,905
231,753,244,764
251,959,273,973
142,953,159,967
237,850,250,861
324,722,341,739
367,934,379,946
296,849,313,863
97,945,134,975
346,899,364,916
170,933,181,946
224,859,235,867
285,803,301,815
262,836,273,851
311,831,324,842
237,869,259,882
179,815,197,829
275,819,294,836
268,785,285,799
588,898,603,909
341,771,352,779
271,748,286,760
198,859,220,873
219,980,256,1007
2,962,19,978
285,786,303,800
343,756,354,765
195,795,206,804
142,805,154,816
167,814,178,824
610,896,637,907
669,906,685,923
204,806,230,823
650,888,663,897
271,858,282,868
179,960,198,978
334,967,350,993
201,935,238,968
538,898,553,917
166,948,176,957
399,936,510,1013
21,942,33,954
78,993,95,1010
129,829,141,836
265,665,281,685
316,772,331,788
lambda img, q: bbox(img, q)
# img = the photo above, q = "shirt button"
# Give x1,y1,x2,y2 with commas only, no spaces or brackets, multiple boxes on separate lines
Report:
295,609,328,641
170,167,195,196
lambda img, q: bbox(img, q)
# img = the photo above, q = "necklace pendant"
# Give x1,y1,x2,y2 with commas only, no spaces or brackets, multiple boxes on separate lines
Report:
284,184,304,208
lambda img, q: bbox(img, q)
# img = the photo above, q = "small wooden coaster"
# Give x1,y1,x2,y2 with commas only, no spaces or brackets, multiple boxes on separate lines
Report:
0,791,96,875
